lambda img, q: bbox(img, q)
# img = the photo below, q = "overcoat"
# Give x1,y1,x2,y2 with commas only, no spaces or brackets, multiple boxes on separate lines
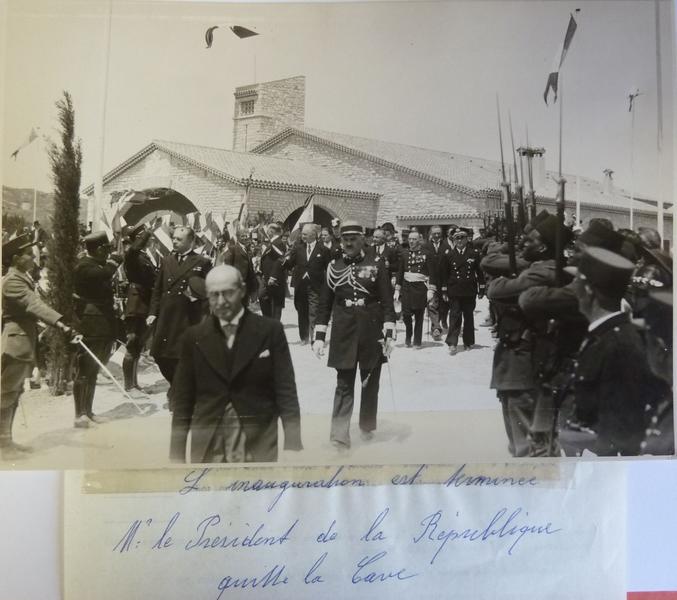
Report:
316,252,396,370
73,255,118,339
1,267,61,362
169,311,302,463
123,231,158,318
259,239,287,304
148,251,211,360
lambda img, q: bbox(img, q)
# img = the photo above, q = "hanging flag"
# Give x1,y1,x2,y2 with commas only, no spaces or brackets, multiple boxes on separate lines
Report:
205,25,219,48
199,213,207,231
238,186,250,229
212,213,225,234
10,127,39,160
292,194,315,232
543,10,580,105
205,24,258,49
152,225,173,252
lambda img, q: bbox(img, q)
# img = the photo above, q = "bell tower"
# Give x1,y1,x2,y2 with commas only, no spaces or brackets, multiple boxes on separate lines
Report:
232,75,306,152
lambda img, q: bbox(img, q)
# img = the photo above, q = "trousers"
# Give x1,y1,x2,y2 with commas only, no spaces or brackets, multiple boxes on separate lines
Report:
0,356,32,447
259,296,283,321
402,307,425,346
294,283,320,342
498,389,536,458
331,364,381,447
72,336,114,419
445,296,476,347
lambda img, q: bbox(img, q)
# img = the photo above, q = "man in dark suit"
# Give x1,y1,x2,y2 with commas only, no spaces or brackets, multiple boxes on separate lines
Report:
423,225,451,340
395,231,437,348
367,228,399,285
258,223,286,320
1,235,73,458
121,223,158,394
216,230,258,303
566,247,663,456
147,226,211,398
284,223,331,344
313,221,396,451
72,231,122,427
439,229,485,353
170,265,303,463
320,226,342,260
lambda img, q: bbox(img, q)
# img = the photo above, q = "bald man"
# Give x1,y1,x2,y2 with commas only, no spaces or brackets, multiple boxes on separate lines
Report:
170,265,302,463
283,223,332,344
147,226,212,401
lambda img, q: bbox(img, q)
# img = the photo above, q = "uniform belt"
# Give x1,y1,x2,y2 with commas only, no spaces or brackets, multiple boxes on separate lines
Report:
339,298,376,307
404,272,428,283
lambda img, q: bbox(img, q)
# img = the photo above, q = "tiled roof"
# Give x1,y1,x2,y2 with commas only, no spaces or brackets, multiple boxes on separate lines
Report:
82,140,379,200
253,127,670,214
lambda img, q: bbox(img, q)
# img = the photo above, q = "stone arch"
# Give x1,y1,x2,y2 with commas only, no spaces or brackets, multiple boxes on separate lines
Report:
283,204,336,230
115,188,199,226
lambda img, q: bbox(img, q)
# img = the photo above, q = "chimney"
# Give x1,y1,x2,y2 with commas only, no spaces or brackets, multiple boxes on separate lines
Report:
602,169,614,195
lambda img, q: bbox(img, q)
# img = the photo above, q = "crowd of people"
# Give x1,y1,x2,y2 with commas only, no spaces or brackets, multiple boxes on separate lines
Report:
1,209,673,461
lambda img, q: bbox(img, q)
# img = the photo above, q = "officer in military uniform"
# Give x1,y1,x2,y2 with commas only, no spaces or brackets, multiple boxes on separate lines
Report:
565,247,665,456
1,235,73,458
121,223,158,394
367,227,398,286
147,226,211,398
439,229,485,354
395,230,437,347
72,231,121,427
312,221,396,451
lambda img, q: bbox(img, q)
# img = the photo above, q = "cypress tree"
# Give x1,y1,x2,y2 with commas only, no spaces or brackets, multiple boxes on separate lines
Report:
45,91,82,395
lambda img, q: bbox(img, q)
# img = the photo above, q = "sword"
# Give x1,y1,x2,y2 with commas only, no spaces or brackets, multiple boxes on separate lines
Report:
71,335,149,414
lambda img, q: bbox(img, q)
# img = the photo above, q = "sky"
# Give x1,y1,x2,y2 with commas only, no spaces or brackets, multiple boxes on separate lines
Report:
1,0,674,202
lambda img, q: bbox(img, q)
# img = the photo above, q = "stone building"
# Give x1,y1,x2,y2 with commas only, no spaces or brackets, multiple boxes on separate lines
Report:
83,75,672,240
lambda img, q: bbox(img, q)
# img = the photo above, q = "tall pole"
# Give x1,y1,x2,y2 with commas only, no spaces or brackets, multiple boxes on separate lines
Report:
94,0,114,232
555,75,566,287
629,95,637,230
496,95,516,275
575,175,581,228
655,0,664,239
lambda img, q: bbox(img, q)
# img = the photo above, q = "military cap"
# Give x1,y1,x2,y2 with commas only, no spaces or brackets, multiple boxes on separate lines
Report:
2,233,36,265
340,220,364,235
565,246,635,298
535,214,573,249
578,220,624,254
381,222,395,233
638,245,672,277
121,222,145,241
83,230,110,248
452,229,468,240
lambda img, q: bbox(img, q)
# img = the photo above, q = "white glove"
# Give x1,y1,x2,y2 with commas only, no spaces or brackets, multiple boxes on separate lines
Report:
312,340,325,359
393,289,400,302
426,289,435,302
146,315,157,326
382,338,395,358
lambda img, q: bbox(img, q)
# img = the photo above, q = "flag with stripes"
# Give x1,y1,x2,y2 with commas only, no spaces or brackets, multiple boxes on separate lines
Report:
292,194,315,232
10,127,39,160
544,10,579,105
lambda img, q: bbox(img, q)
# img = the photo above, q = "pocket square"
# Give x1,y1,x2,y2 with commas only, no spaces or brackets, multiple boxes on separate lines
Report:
258,349,271,358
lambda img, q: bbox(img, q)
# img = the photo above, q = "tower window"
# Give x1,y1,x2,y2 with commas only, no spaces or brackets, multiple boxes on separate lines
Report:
240,100,255,115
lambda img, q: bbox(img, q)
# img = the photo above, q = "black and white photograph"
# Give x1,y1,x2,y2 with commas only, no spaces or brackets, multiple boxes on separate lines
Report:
1,0,674,468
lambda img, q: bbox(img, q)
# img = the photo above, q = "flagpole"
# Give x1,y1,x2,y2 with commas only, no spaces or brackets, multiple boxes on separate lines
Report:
555,74,566,286
94,0,114,232
629,96,636,230
654,0,664,241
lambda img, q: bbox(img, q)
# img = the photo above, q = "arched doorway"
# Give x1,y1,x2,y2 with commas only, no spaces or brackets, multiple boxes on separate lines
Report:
114,188,198,226
283,204,334,231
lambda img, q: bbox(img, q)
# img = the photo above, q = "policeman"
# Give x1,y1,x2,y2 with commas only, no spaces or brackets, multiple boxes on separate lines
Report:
395,231,437,348
312,221,396,451
121,223,158,394
147,226,211,399
565,247,665,456
1,235,73,458
72,231,121,427
439,229,485,354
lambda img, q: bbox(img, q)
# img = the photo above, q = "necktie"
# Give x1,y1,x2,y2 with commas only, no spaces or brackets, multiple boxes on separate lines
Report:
222,323,237,349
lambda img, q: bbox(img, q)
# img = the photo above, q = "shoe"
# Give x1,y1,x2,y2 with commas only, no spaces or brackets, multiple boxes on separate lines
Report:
331,440,349,454
125,387,149,400
360,429,374,442
448,345,458,356
464,345,473,351
74,415,91,428
29,380,41,390
405,338,412,348
299,339,309,346
413,343,422,350
87,414,108,424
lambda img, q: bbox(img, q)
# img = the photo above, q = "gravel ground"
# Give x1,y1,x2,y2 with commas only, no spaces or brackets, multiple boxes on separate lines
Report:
3,297,510,469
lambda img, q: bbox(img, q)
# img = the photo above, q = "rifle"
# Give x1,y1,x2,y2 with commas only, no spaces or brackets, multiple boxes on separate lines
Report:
496,96,517,275
509,111,526,232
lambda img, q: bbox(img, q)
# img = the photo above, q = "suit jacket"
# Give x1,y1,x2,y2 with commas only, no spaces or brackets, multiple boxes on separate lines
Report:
216,243,258,299
439,246,485,297
284,242,331,290
149,251,211,359
572,313,663,456
366,244,399,279
259,238,287,303
1,268,62,362
170,310,302,463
